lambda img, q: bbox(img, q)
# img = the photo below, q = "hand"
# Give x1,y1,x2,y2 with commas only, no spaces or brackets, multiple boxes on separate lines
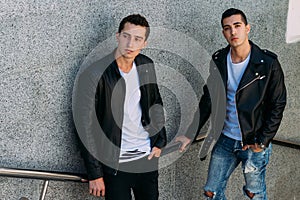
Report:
175,135,191,152
148,147,162,160
89,177,105,197
242,143,263,152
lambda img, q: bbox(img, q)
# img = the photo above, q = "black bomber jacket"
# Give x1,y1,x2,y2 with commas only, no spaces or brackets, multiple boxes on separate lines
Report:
188,41,287,159
74,52,167,180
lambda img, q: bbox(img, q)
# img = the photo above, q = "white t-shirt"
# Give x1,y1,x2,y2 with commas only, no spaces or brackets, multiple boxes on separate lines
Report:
118,62,151,163
222,49,250,140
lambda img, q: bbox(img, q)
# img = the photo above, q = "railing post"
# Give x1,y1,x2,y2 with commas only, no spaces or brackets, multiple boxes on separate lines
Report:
39,180,49,200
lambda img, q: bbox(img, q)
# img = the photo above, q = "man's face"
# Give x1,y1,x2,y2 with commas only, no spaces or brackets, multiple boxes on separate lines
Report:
116,22,148,60
222,14,250,48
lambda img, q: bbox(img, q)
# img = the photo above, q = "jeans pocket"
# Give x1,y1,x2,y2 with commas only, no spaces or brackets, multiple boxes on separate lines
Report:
246,146,271,172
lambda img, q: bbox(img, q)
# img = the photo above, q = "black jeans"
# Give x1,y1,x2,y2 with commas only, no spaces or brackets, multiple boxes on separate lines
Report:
104,156,159,200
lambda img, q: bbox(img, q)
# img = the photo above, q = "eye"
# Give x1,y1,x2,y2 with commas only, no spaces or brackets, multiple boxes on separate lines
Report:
235,24,241,28
122,33,130,39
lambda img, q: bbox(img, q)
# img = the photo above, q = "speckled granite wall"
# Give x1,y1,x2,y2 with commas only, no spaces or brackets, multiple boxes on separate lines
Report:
1,0,299,199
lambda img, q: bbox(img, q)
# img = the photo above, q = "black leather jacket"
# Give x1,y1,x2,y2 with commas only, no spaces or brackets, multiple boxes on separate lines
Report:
74,52,166,180
189,41,286,159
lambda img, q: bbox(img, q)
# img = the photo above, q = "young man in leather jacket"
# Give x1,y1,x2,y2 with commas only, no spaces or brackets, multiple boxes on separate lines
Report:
177,8,286,199
73,14,166,200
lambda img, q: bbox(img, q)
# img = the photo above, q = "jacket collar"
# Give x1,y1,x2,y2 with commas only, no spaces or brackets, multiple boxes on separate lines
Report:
213,40,264,65
110,49,145,76
111,49,145,69
213,41,267,90
248,40,266,65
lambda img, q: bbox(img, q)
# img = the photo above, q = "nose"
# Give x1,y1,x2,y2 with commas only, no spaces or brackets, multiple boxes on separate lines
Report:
231,27,237,35
127,37,134,47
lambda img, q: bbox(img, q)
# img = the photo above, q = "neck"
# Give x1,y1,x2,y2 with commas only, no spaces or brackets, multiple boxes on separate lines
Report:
115,54,134,73
230,41,251,63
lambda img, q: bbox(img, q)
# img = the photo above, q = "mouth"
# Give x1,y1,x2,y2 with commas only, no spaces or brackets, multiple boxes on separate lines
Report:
125,49,134,54
231,37,238,41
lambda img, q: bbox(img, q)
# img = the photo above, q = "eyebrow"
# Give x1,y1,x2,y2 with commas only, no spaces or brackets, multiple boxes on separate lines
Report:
122,31,144,40
222,21,243,28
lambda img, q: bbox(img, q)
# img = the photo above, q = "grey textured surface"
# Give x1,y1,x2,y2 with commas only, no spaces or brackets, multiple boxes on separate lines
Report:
0,0,299,199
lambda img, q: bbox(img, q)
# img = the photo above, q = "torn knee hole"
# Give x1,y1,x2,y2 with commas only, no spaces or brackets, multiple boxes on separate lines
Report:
245,190,255,199
204,190,214,198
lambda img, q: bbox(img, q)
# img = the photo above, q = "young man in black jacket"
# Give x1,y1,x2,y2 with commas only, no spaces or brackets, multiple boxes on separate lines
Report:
73,14,166,200
177,8,286,199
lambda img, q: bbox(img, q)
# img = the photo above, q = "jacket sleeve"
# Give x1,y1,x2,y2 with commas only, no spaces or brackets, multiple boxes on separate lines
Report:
73,68,104,180
146,62,167,149
186,84,212,140
186,57,222,141
258,58,287,146
152,84,167,149
79,139,104,180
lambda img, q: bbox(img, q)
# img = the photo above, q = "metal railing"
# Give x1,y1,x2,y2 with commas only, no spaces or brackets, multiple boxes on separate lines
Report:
0,167,85,200
195,133,300,150
1,136,299,200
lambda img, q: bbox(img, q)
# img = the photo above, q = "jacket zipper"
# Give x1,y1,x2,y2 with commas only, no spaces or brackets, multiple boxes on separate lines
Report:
236,75,266,94
235,74,266,147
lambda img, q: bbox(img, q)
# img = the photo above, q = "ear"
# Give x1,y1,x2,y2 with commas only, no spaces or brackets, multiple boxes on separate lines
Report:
246,24,251,34
222,29,226,38
142,41,148,49
116,32,120,42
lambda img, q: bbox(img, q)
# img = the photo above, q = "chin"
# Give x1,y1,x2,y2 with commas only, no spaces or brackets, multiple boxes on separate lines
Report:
230,42,241,48
123,54,135,59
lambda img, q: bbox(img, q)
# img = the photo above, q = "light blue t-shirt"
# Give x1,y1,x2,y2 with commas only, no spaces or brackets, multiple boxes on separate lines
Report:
222,50,251,140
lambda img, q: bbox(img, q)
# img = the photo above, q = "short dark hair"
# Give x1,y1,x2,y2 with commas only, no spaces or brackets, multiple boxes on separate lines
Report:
221,8,248,27
118,14,150,40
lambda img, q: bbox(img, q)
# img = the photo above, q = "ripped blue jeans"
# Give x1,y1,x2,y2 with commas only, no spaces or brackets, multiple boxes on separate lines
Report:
204,134,272,200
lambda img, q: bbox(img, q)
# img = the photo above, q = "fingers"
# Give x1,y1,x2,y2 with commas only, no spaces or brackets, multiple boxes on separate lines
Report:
101,187,105,197
179,140,190,152
250,143,264,152
242,144,263,152
90,186,105,197
148,151,154,160
242,144,254,150
89,178,105,197
176,136,191,152
100,188,105,197
242,145,249,151
148,147,161,160
179,145,187,152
